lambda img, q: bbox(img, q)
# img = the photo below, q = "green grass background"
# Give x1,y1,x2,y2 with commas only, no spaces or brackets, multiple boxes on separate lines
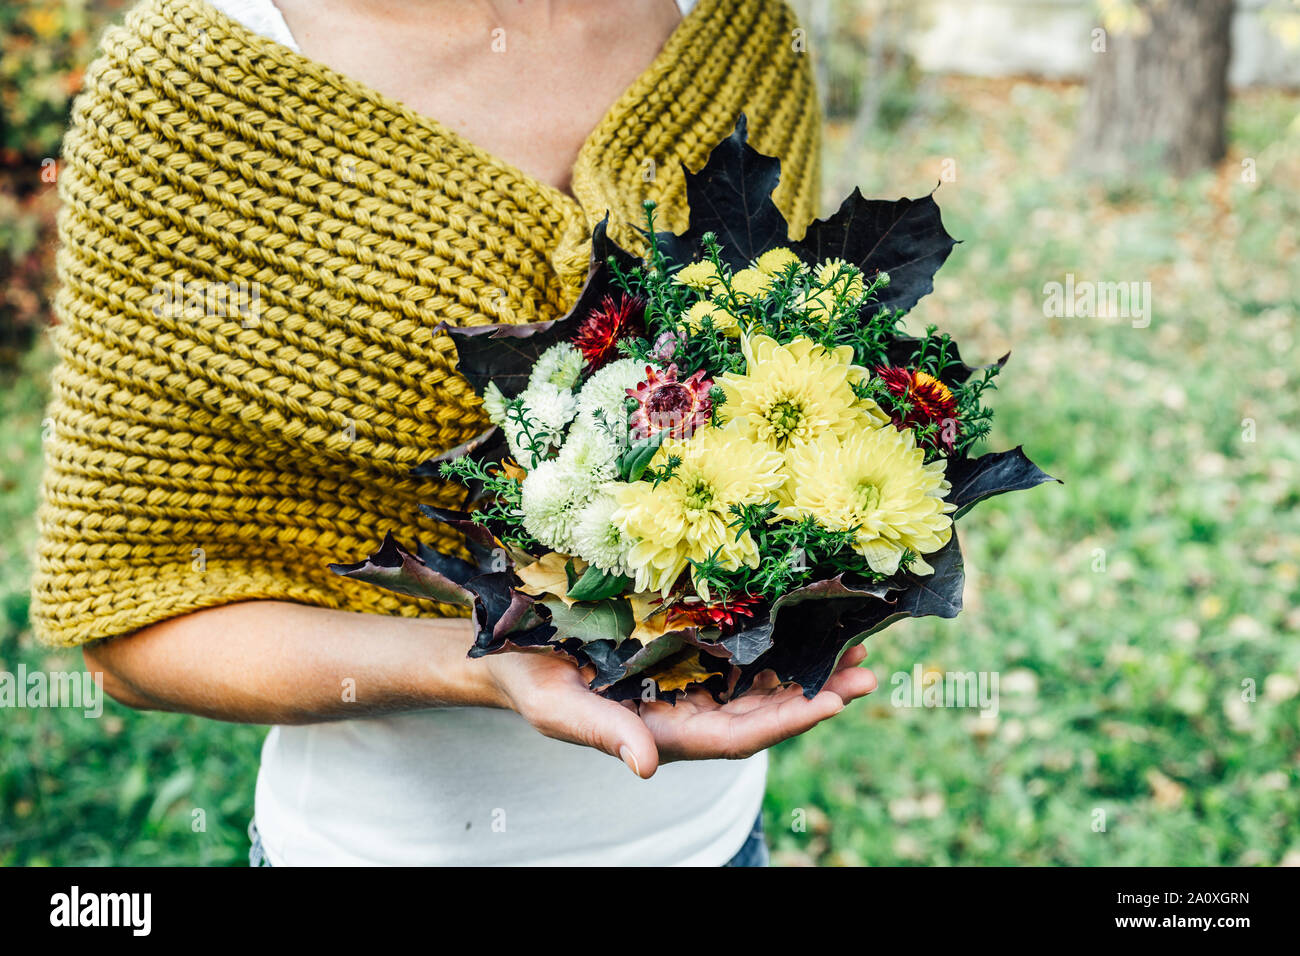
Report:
3,79,1298,866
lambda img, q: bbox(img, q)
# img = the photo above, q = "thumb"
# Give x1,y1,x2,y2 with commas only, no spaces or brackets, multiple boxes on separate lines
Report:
550,685,660,779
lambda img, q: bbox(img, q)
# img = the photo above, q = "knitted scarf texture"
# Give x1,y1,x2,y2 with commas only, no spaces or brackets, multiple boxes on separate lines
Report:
33,0,822,646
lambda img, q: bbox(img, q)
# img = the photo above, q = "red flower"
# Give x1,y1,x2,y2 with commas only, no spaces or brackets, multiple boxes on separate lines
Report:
666,593,762,634
572,293,645,370
874,365,960,450
627,364,713,441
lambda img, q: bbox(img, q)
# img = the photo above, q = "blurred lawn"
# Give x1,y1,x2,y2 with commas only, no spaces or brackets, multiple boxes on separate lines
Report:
3,77,1298,866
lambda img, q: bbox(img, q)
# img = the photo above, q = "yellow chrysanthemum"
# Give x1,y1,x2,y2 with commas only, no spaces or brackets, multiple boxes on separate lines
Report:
799,258,867,323
683,299,741,337
716,334,873,459
846,365,894,427
779,427,956,575
725,267,775,302
612,423,786,595
815,258,866,301
673,260,723,292
754,247,805,277
802,287,838,322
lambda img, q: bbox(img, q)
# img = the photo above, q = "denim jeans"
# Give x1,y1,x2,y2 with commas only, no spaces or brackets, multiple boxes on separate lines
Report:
721,811,770,867
249,813,768,867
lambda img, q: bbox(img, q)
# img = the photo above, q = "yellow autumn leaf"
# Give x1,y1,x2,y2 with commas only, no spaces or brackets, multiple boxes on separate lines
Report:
626,591,664,622
651,653,718,694
630,611,675,645
627,590,686,645
515,551,587,606
505,543,537,569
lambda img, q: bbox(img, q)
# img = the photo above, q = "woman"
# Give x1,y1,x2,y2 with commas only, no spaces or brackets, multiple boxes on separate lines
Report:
34,0,877,866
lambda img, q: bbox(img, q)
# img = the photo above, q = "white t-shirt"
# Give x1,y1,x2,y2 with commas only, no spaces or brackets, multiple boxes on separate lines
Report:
255,709,766,866
207,0,764,866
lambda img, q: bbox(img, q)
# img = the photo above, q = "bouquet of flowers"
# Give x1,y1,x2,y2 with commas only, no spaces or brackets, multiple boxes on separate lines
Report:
331,115,1057,703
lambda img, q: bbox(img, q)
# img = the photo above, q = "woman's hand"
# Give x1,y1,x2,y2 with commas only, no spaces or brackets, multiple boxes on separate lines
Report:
636,645,877,765
92,597,875,779
486,644,877,779
484,649,662,776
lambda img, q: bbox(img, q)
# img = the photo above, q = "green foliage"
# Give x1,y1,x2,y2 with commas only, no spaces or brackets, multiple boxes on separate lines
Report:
2,81,1298,866
436,457,536,551
0,341,263,865
1,2,127,370
539,594,634,645
616,430,670,483
689,504,891,601
0,0,128,165
763,82,1300,866
564,565,632,603
614,205,1001,457
951,366,999,454
0,186,56,371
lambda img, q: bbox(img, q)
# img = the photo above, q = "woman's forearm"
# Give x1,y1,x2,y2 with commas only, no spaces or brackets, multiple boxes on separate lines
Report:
81,601,506,724
79,599,879,776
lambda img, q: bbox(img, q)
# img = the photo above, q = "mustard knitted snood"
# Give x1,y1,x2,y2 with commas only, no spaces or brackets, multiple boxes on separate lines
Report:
32,0,822,646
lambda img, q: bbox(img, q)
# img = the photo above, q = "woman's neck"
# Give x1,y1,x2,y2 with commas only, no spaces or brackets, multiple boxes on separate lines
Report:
273,0,685,196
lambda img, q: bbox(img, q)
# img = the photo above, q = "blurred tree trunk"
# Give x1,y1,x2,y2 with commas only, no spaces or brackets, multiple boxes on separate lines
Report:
1074,0,1235,178
806,0,832,113
827,0,914,200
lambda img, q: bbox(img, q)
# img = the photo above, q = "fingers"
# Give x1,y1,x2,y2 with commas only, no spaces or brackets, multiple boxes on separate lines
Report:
647,661,880,763
728,687,846,756
527,647,877,772
645,684,841,762
732,647,867,707
544,682,661,780
494,654,662,779
835,644,869,672
730,646,871,711
821,664,877,706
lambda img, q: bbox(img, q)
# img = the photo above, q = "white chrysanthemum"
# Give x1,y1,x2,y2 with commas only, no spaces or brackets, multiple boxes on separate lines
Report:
502,422,534,468
482,381,509,424
520,382,578,435
570,487,633,575
529,342,584,390
498,383,577,466
519,459,585,552
555,418,619,491
575,357,650,429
